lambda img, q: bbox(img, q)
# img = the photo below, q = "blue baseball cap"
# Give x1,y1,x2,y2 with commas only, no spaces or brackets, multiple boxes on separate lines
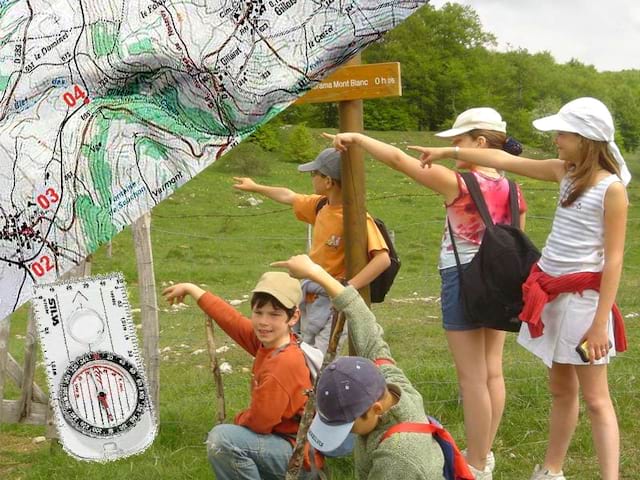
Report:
297,148,342,180
307,356,386,452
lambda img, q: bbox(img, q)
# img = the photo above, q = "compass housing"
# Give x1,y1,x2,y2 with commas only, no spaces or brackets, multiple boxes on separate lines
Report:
58,351,148,438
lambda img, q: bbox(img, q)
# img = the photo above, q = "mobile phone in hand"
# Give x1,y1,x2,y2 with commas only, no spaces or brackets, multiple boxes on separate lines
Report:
575,340,613,363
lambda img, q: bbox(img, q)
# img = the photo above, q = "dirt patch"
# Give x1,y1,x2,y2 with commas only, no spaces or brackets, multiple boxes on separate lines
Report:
0,432,45,477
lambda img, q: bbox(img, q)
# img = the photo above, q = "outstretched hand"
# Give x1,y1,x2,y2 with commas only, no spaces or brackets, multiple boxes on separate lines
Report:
232,177,258,191
406,146,448,169
162,283,194,305
322,132,359,153
271,254,324,281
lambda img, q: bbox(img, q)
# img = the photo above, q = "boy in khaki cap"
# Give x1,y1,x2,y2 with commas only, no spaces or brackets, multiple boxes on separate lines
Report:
233,148,390,353
163,272,313,480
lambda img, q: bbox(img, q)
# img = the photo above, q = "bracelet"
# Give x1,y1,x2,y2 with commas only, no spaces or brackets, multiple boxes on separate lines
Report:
453,146,460,159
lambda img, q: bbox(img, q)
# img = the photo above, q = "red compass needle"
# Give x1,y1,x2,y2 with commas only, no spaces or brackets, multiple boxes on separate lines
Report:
97,392,114,421
88,368,113,421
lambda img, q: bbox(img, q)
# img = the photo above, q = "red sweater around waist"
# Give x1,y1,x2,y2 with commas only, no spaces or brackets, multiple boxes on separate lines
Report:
520,264,627,352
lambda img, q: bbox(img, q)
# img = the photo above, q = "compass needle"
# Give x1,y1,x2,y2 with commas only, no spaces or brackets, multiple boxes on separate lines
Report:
98,392,113,422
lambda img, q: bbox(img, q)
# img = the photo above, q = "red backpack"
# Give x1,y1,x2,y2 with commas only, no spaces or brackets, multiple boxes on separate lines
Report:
380,417,475,480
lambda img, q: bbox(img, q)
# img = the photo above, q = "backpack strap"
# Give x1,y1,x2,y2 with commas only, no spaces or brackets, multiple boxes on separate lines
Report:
459,172,493,227
461,172,521,229
374,358,395,367
508,179,520,228
380,421,437,443
446,216,465,282
379,418,475,480
314,196,329,215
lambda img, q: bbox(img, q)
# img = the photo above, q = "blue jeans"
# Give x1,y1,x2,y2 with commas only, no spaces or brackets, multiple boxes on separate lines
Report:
300,280,347,354
207,424,300,480
440,265,480,331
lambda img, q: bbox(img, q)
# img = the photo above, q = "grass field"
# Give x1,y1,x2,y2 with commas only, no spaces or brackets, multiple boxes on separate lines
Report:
1,129,639,479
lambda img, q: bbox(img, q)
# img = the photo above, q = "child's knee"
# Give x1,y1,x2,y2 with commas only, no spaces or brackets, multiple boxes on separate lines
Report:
206,425,235,457
582,392,614,415
549,371,579,398
549,382,579,400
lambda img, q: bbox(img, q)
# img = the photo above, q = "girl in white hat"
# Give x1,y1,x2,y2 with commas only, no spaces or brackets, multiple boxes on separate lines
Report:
324,107,528,480
409,97,629,480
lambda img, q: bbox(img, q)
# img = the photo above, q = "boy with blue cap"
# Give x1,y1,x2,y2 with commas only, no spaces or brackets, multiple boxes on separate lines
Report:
273,254,473,480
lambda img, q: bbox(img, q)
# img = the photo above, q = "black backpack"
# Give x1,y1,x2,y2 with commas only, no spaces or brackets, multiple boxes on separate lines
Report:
315,198,400,303
448,173,540,332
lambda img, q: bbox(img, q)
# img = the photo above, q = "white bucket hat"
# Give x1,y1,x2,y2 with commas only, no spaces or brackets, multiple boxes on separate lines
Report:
533,97,631,185
435,107,507,138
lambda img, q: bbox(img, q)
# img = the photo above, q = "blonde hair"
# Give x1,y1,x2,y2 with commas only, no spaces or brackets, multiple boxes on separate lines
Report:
561,137,621,207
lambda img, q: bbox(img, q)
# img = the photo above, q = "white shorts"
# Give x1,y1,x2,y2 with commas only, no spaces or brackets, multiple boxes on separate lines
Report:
517,290,616,368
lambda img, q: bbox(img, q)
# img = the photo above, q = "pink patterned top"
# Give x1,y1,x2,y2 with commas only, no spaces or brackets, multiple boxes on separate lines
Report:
439,171,528,269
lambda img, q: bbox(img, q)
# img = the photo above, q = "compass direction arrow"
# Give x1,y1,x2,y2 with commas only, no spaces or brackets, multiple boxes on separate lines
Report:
72,290,89,305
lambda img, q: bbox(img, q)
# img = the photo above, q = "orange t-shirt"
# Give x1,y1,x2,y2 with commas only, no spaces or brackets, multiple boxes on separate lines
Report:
292,194,388,279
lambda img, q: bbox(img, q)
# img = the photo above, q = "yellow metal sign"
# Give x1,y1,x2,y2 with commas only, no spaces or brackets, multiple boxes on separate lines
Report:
296,62,401,104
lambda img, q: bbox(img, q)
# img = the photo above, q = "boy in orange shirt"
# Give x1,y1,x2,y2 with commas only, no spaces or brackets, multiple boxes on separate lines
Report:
162,272,313,479
233,148,390,352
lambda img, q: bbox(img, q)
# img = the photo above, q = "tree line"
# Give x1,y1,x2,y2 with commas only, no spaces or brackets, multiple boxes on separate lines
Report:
281,3,640,153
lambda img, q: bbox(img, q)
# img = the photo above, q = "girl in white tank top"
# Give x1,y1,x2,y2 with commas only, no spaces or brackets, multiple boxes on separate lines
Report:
409,97,630,480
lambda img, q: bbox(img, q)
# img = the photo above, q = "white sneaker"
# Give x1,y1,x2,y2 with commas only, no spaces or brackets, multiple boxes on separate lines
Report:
529,464,566,480
462,449,495,473
486,451,495,472
468,463,492,480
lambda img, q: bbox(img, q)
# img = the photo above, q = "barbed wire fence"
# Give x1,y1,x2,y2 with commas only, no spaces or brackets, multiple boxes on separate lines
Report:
2,186,638,476
140,186,640,464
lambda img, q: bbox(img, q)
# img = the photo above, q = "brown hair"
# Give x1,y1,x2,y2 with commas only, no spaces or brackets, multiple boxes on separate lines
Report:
466,129,523,155
250,292,297,320
467,129,507,149
561,137,621,207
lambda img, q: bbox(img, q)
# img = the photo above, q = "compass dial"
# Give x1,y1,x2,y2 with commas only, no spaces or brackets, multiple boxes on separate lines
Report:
58,352,147,438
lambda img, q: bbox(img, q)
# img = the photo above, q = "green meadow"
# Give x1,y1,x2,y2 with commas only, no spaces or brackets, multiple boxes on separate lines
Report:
1,129,639,479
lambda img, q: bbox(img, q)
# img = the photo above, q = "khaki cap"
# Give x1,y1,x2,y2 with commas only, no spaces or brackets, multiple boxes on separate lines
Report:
252,272,302,308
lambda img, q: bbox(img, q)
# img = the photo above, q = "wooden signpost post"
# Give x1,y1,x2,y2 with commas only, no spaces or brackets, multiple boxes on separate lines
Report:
285,57,402,479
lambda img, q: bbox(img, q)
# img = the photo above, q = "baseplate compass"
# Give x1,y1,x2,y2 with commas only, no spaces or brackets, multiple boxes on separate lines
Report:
33,273,157,461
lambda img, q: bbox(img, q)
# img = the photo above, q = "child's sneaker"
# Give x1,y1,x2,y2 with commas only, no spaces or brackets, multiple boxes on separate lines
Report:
530,464,566,480
462,449,495,473
468,463,492,480
486,450,495,472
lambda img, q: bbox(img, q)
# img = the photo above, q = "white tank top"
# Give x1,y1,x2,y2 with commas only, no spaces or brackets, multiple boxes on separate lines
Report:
538,174,622,276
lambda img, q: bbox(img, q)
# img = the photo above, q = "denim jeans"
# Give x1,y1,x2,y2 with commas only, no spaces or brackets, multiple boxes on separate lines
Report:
207,424,308,480
300,280,347,354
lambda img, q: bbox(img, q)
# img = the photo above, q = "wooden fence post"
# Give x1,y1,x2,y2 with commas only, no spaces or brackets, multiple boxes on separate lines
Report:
285,311,346,479
16,306,38,422
204,315,226,424
0,317,10,423
133,213,160,416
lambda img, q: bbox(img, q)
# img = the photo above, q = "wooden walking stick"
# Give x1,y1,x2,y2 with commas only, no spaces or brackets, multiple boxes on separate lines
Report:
285,309,346,480
204,314,226,424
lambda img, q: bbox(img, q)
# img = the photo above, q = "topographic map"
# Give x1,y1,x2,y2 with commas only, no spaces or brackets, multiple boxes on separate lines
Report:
0,0,427,323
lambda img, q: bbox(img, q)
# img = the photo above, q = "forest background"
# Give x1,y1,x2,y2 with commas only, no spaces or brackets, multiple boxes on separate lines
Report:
270,3,640,157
